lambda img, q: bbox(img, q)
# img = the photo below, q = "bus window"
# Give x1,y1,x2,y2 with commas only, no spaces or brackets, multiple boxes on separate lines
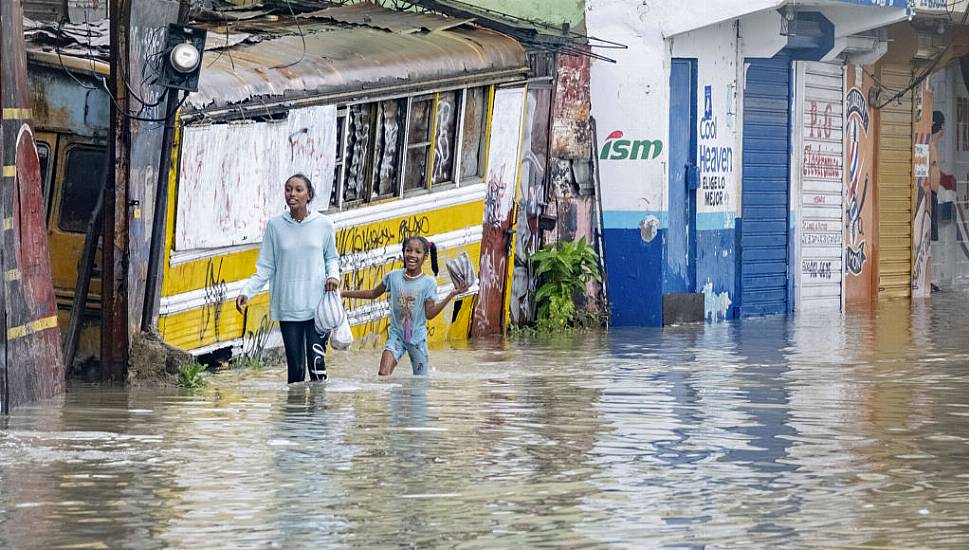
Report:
58,147,106,233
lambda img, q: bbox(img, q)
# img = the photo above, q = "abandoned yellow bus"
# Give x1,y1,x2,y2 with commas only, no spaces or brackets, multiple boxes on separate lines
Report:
27,5,530,364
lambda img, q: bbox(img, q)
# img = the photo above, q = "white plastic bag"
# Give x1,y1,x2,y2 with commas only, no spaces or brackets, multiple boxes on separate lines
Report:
329,316,353,350
315,290,346,334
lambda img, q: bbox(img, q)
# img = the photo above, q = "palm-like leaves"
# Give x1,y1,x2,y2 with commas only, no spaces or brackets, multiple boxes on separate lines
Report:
531,238,601,329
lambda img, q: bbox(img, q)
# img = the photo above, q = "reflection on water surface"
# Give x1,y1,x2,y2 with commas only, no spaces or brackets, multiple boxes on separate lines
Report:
2,294,969,548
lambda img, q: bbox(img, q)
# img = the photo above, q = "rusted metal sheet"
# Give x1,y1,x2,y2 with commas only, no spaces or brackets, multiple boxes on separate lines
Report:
551,53,592,160
188,9,527,113
22,4,528,119
22,0,65,22
1,0,65,412
24,18,111,58
27,65,110,137
473,86,525,336
126,0,180,343
300,4,475,34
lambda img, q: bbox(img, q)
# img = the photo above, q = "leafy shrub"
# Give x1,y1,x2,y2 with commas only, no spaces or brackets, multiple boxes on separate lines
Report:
177,362,207,389
530,238,602,331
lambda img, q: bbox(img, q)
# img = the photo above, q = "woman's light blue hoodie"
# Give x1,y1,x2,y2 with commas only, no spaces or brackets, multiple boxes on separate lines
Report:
241,210,340,321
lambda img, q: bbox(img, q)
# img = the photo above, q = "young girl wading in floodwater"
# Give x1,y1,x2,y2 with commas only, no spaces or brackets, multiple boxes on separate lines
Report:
342,236,469,376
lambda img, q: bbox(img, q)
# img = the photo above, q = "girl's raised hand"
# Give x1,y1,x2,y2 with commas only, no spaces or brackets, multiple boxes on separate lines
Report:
235,294,249,314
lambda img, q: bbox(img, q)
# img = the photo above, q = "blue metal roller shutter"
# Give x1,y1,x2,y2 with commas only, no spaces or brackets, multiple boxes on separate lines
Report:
740,56,792,317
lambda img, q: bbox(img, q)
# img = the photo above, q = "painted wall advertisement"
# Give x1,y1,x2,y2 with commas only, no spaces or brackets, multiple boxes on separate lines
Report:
912,80,934,298
588,0,668,225
697,82,736,223
844,65,878,306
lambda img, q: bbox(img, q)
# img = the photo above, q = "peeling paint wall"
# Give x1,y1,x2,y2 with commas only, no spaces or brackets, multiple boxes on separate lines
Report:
588,0,741,325
463,0,586,29
473,87,525,336
672,21,740,324
176,106,337,251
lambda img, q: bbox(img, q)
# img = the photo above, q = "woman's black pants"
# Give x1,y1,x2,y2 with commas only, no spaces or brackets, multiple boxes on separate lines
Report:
279,320,328,383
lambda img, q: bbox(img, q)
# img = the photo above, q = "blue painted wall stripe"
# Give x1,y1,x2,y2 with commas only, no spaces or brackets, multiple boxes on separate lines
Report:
697,212,736,231
603,210,669,230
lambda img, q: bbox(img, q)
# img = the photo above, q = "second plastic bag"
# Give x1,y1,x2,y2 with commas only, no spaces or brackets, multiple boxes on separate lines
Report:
329,316,354,350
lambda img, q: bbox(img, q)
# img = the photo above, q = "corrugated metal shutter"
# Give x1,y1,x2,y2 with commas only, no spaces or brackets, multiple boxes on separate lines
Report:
796,61,845,310
740,55,792,317
877,65,913,298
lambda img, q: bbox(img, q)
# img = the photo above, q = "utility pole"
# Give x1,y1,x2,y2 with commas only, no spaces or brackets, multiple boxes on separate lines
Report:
103,0,130,381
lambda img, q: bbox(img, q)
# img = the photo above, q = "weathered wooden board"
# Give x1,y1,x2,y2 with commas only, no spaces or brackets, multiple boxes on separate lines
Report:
1,0,65,412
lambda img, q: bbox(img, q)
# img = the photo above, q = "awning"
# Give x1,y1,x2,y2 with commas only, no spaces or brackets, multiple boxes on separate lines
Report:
663,0,909,37
187,3,527,115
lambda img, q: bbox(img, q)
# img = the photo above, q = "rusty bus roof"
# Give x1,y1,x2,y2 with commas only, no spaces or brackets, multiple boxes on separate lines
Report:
24,3,527,117
188,3,527,114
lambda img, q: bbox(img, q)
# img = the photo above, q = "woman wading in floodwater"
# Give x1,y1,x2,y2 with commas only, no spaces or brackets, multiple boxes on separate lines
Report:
235,174,340,383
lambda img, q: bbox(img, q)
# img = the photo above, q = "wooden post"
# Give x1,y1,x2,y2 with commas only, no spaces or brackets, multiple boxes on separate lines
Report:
0,0,66,411
102,0,130,381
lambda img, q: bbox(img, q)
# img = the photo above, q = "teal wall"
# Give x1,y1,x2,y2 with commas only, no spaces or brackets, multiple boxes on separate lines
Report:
466,0,585,28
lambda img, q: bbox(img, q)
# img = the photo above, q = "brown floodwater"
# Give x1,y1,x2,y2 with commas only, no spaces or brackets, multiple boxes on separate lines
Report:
2,292,969,548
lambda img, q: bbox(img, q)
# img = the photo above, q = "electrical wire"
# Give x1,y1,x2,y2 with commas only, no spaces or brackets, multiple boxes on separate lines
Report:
873,3,969,109
270,0,308,69
99,76,189,123
54,35,100,90
205,10,237,71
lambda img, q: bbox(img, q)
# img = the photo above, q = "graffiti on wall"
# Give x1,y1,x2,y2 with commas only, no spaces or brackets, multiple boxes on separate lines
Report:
699,85,733,210
336,215,433,347
199,258,227,342
845,86,871,277
474,87,525,336
510,89,551,326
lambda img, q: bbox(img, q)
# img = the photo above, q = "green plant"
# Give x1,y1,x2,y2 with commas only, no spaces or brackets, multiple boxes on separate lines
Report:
177,361,208,388
531,237,602,331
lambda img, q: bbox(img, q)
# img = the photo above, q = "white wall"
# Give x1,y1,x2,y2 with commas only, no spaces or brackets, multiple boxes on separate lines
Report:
671,21,742,229
587,0,670,219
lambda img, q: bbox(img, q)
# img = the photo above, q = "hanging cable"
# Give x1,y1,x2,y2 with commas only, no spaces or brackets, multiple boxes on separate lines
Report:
270,0,308,69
